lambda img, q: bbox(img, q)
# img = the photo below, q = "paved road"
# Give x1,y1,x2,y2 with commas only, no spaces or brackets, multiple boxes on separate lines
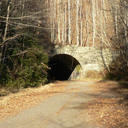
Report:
0,81,101,128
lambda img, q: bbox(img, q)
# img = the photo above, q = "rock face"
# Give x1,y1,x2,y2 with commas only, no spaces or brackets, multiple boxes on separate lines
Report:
49,45,115,79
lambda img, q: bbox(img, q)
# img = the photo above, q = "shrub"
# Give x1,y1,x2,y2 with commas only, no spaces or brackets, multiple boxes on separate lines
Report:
0,35,48,89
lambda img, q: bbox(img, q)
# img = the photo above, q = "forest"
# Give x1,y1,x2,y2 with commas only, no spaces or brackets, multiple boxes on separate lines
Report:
0,0,128,90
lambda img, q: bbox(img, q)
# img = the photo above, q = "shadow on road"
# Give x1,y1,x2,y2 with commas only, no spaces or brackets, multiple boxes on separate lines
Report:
110,81,128,106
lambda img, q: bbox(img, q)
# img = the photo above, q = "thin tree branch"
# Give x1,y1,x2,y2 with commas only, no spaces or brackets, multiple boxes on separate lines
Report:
0,11,41,20
0,34,23,46
0,20,55,30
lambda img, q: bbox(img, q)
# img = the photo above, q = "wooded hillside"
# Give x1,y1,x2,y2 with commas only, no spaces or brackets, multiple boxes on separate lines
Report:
0,0,128,88
0,0,49,89
45,0,113,47
44,0,127,49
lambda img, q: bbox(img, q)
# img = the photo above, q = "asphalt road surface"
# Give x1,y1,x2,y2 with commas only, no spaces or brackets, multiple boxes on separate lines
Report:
0,81,103,128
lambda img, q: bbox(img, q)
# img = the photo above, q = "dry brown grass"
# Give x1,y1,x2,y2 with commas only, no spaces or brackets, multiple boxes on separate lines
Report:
0,82,67,120
85,70,104,80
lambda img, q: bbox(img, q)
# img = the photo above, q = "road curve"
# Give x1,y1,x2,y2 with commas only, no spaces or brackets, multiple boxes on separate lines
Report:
0,81,102,128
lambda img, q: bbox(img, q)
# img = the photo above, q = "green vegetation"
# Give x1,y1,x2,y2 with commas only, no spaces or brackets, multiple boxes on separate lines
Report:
0,35,48,89
75,65,81,72
0,0,51,91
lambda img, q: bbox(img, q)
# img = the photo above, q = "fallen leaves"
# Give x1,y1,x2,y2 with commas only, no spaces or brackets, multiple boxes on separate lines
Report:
0,82,67,120
82,81,128,128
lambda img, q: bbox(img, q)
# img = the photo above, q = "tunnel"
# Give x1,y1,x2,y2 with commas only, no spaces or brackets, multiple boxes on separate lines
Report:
48,54,81,81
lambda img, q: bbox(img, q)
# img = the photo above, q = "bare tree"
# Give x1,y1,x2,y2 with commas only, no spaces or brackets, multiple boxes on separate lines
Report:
0,0,50,63
92,0,96,47
76,0,80,46
68,0,71,44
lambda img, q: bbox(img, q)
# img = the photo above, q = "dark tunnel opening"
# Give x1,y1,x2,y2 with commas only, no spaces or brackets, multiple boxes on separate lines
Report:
48,54,81,81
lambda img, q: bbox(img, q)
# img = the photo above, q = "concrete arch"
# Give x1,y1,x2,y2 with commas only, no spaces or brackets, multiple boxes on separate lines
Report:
48,54,82,81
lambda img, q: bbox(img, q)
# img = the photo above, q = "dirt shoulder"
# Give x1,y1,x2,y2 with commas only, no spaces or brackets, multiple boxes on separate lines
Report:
0,81,67,120
80,81,128,128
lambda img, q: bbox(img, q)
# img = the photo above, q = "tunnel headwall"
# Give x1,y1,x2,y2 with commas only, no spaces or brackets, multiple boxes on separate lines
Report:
49,45,114,79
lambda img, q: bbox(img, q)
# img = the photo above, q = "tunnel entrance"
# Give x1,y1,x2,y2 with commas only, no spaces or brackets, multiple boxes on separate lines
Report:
48,54,81,81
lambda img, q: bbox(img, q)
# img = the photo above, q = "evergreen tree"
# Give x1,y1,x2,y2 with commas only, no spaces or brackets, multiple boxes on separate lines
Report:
0,0,49,89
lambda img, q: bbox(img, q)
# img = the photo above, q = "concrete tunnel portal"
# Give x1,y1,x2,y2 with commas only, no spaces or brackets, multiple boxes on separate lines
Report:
48,54,81,81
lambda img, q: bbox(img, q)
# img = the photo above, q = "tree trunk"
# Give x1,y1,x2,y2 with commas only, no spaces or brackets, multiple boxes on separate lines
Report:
80,1,83,46
64,3,67,43
1,0,11,64
57,0,61,43
68,0,71,44
76,0,79,46
92,0,96,47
